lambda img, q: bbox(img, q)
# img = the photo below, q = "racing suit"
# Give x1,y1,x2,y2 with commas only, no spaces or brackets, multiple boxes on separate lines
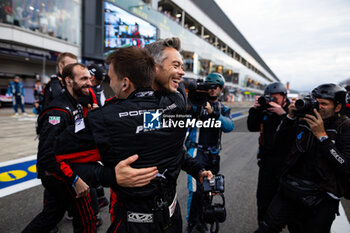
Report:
247,103,289,223
255,115,350,233
79,85,106,116
54,86,204,233
185,101,234,227
89,85,105,107
42,74,63,109
77,84,107,215
22,89,105,233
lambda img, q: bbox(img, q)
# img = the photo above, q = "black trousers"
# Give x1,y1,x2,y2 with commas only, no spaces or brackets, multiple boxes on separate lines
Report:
108,198,182,233
256,162,280,223
22,175,96,233
255,191,339,233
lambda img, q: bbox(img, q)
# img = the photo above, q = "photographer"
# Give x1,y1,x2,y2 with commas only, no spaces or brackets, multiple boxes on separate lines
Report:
186,73,234,233
255,83,350,233
247,82,289,224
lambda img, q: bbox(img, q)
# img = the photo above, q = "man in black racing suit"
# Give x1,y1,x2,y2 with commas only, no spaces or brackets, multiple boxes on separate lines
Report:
255,83,350,233
22,63,115,233
54,45,212,233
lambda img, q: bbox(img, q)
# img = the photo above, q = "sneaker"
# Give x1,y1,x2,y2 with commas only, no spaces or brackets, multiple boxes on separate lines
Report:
23,112,27,116
98,197,109,209
13,113,19,117
65,212,73,221
96,215,103,227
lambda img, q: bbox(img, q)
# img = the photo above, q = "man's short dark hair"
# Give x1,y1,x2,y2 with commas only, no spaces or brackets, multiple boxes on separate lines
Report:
107,46,155,89
61,63,87,85
57,52,77,66
144,37,181,66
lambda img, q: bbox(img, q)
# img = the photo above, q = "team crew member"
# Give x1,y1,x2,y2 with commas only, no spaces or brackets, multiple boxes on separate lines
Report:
54,46,212,233
247,82,289,223
79,64,106,115
22,63,100,233
255,84,350,233
87,64,106,107
77,63,109,217
185,73,234,233
42,52,77,109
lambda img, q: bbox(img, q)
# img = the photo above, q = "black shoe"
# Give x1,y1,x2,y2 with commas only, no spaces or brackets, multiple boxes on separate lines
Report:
49,226,59,233
98,197,109,209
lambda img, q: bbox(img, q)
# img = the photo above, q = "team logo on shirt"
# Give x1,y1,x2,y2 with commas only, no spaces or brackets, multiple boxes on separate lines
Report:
48,116,61,125
143,110,162,129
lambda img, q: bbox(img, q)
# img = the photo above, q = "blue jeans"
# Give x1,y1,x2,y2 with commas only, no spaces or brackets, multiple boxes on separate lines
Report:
12,95,25,113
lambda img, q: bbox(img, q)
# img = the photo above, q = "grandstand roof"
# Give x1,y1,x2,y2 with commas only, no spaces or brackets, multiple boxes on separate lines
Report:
192,0,280,81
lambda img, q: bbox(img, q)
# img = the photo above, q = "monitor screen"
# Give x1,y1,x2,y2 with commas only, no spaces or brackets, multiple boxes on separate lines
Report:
104,2,157,55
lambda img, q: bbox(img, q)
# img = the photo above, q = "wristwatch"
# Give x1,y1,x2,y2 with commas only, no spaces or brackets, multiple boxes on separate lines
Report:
319,135,329,142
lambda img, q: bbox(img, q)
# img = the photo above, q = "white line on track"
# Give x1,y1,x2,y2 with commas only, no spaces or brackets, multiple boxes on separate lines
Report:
0,178,41,198
0,155,39,198
232,114,248,121
0,155,36,167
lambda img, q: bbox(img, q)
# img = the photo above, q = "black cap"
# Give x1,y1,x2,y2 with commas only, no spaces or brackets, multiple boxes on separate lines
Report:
88,64,105,80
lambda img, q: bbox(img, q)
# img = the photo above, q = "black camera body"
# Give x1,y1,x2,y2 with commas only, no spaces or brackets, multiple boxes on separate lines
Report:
294,96,319,117
203,174,225,193
257,95,275,110
188,80,217,106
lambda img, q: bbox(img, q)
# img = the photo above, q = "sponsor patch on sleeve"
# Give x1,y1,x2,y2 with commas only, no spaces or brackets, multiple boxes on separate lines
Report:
48,116,61,125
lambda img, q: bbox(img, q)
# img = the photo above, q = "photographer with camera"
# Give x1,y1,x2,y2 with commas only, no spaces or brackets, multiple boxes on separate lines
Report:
255,83,350,233
186,73,234,233
247,82,290,224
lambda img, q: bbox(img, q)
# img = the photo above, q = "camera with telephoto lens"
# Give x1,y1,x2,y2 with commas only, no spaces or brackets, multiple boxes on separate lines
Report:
294,95,319,117
188,79,218,106
202,175,226,227
257,95,275,110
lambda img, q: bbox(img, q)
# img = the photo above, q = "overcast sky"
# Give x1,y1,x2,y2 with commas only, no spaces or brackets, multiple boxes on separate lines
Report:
215,0,350,92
